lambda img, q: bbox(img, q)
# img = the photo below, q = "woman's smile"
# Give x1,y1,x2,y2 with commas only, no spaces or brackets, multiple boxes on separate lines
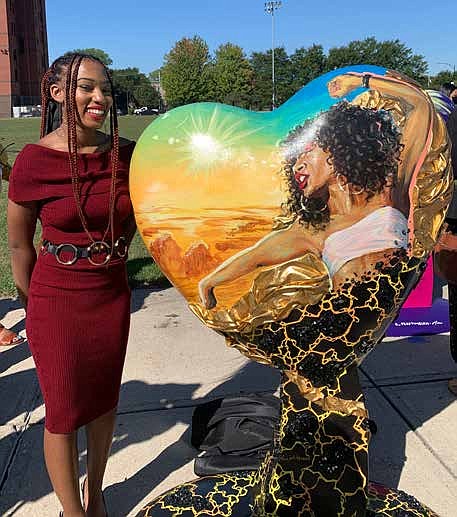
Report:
294,168,309,190
85,105,107,122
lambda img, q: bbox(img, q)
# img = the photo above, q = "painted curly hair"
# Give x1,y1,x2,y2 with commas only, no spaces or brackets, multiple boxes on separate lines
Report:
281,101,402,229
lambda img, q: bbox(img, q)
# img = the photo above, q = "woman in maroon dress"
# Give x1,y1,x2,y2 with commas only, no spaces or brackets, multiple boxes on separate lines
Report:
8,54,136,516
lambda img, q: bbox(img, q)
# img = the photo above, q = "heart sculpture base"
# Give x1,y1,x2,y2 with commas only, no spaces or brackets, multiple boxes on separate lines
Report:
137,477,437,517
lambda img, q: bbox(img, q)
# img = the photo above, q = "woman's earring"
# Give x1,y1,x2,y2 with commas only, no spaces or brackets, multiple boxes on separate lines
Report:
336,173,364,195
336,173,347,193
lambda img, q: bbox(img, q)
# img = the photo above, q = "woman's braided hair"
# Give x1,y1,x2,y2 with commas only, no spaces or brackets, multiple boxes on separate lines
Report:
40,53,120,249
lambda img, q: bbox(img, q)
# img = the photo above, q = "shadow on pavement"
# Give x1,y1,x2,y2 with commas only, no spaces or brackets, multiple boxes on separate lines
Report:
0,342,31,376
0,361,278,516
361,333,457,490
0,297,26,346
106,361,278,516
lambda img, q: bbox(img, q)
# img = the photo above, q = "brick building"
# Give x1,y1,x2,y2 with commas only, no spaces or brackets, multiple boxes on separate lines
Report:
0,0,48,118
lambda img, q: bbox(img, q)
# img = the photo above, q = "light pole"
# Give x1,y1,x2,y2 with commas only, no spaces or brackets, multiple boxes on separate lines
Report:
264,1,282,110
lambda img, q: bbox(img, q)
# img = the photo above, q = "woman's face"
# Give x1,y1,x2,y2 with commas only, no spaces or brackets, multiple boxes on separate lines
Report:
70,59,113,130
292,143,333,197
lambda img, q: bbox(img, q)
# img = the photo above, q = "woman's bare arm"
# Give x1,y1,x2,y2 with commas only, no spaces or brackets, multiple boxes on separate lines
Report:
8,200,38,309
199,221,321,308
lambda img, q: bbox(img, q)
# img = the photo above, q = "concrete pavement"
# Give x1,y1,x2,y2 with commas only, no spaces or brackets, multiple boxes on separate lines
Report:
0,287,456,516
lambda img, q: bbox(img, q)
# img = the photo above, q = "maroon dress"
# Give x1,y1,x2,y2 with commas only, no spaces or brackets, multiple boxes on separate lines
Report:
9,142,135,433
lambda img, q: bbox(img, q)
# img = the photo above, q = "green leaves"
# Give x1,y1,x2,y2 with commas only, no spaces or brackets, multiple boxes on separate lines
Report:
162,36,213,108
429,70,456,91
251,47,294,110
157,36,432,110
326,38,428,84
66,39,445,112
212,44,253,108
112,68,161,111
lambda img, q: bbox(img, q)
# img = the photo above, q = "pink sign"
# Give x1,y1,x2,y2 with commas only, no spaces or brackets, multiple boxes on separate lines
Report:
403,256,433,308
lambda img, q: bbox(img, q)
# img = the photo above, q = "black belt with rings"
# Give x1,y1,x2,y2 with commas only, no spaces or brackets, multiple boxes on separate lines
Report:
41,237,128,266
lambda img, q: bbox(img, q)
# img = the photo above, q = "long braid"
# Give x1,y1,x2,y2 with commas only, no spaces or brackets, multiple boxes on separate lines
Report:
40,69,52,138
106,72,119,251
66,55,86,237
40,55,78,138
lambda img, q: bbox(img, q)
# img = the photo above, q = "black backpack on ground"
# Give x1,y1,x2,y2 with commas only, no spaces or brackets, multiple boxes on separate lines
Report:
191,393,280,476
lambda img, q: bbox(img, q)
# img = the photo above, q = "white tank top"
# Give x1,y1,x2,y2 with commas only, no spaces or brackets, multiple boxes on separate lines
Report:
322,206,408,277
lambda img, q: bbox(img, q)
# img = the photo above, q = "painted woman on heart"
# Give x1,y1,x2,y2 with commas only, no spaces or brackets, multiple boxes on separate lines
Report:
193,72,437,335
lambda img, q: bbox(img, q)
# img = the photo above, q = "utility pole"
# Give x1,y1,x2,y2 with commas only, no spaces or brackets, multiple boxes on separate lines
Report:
264,1,282,110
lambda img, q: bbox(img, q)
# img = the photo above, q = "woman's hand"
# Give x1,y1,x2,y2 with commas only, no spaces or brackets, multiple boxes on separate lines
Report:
198,278,218,309
327,74,360,98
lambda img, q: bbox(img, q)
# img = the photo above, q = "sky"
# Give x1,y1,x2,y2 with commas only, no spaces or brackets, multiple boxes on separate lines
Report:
45,0,453,77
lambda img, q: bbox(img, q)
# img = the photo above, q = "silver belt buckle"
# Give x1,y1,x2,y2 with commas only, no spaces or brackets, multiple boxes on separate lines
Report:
87,241,111,266
114,236,128,258
55,243,78,265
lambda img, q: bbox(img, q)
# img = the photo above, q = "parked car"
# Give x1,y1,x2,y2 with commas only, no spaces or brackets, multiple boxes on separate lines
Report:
137,108,159,116
134,106,159,115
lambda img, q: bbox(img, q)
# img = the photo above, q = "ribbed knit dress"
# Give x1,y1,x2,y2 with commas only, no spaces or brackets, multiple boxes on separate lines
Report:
9,142,135,433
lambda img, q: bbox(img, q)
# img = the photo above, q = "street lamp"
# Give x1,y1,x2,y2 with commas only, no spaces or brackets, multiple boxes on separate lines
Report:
264,1,282,110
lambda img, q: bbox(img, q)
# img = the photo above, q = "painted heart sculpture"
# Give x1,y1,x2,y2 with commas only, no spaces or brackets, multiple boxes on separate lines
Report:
130,66,452,516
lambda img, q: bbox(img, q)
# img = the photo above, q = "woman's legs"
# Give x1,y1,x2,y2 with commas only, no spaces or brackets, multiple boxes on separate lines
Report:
43,428,84,517
83,407,117,517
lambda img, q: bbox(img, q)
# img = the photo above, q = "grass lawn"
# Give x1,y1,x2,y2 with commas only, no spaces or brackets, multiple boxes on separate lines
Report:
0,115,168,297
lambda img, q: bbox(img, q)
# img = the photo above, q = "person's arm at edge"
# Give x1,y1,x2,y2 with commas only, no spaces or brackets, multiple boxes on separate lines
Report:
8,200,38,310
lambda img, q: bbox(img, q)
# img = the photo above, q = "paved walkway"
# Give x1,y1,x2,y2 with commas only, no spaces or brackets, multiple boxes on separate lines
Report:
0,287,456,516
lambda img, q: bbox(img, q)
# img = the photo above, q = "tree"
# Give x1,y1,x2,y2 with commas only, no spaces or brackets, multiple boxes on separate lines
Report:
149,69,162,83
134,83,161,108
212,43,253,108
327,38,428,84
161,36,213,108
112,68,161,111
63,48,113,66
290,44,327,90
429,70,456,91
250,47,294,110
